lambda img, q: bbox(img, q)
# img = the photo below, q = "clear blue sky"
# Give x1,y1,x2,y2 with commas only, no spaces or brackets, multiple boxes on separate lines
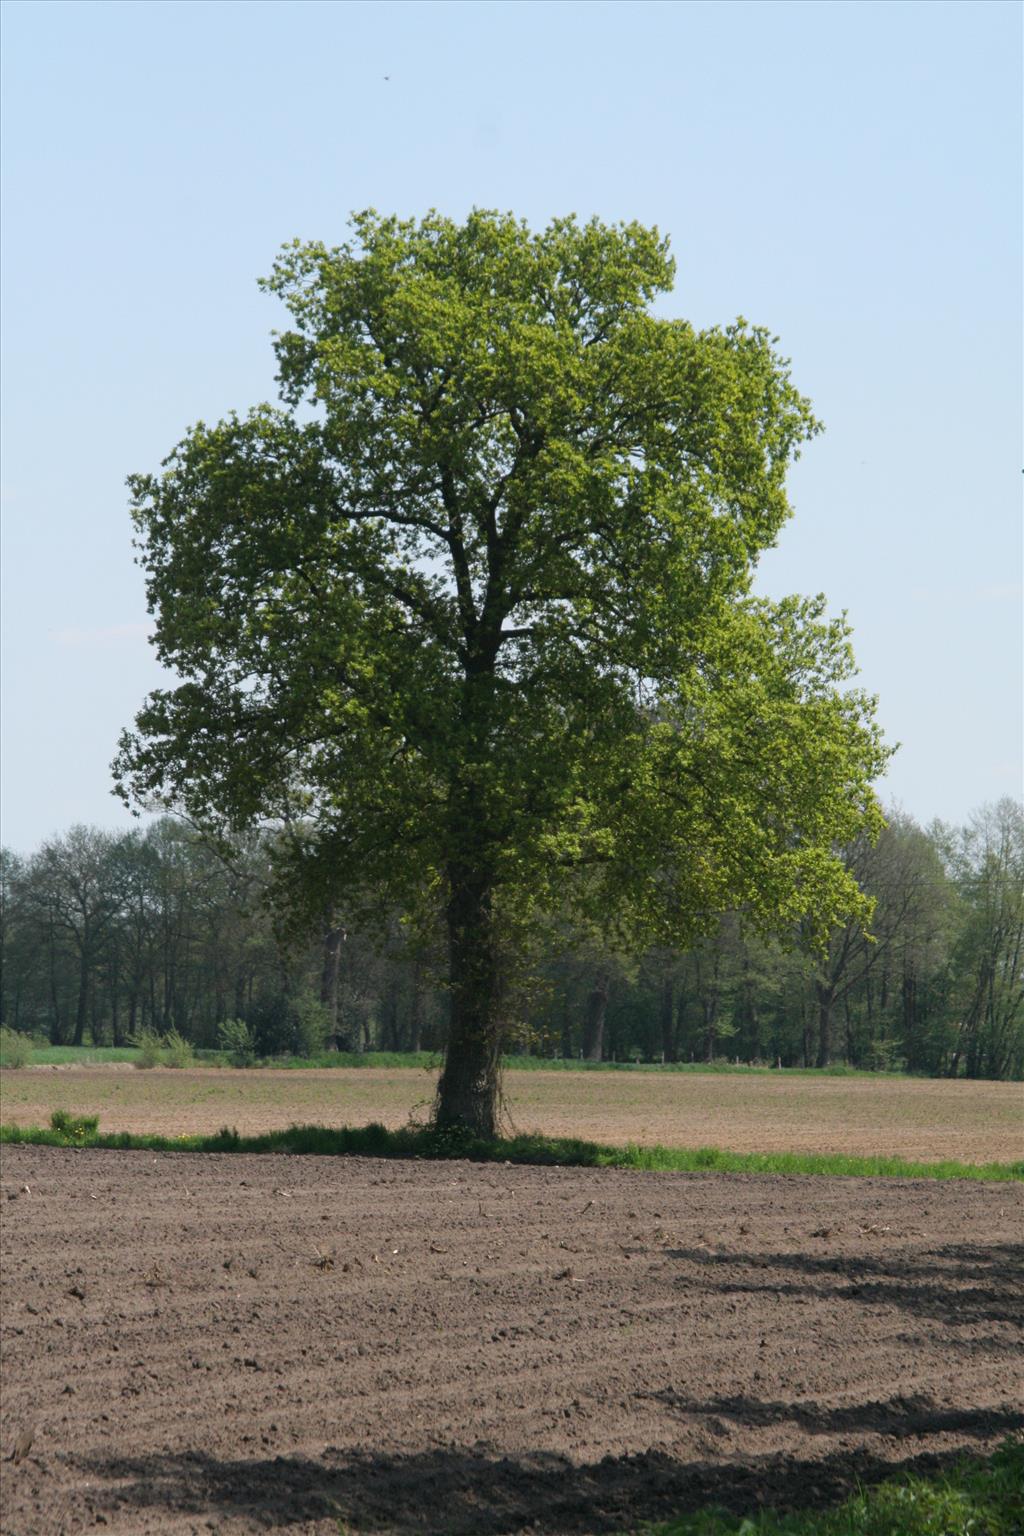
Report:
1,0,1020,853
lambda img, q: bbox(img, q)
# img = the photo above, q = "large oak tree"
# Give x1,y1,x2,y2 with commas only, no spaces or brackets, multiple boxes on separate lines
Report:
115,211,888,1134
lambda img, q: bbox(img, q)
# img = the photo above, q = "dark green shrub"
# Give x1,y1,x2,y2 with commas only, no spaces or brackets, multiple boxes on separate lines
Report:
292,991,330,1057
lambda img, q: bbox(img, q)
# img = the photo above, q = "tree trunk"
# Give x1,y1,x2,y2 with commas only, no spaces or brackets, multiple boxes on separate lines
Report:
703,994,718,1063
48,922,63,1044
816,980,834,1067
381,977,400,1051
902,967,918,1071
73,947,90,1047
560,995,574,1059
320,916,344,1040
582,972,610,1062
660,979,676,1062
434,868,503,1137
407,961,424,1053
843,991,855,1064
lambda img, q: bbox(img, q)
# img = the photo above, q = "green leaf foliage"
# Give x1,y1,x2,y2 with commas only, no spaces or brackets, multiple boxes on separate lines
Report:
114,211,890,1127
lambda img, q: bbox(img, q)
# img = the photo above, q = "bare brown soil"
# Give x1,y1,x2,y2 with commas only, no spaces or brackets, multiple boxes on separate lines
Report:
4,1065,1022,1163
1,1147,1021,1535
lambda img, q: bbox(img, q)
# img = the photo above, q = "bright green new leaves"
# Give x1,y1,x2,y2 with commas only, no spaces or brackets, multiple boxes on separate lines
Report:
116,209,888,955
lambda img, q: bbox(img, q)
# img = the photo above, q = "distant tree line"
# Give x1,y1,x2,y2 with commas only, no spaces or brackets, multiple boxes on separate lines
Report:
1,799,1021,1079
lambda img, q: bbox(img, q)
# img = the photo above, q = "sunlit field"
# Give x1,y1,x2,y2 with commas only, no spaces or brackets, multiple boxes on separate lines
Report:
2,1061,1020,1164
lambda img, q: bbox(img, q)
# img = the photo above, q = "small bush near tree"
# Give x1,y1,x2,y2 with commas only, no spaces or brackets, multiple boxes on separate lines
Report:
127,1026,194,1067
245,990,330,1058
218,1017,256,1067
292,991,330,1058
161,1028,194,1068
0,1027,32,1069
130,1026,166,1068
246,993,292,1057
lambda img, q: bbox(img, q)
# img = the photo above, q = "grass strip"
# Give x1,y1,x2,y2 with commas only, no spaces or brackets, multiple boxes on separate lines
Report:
11,1043,945,1076
639,1438,1023,1535
2,1117,1021,1181
3,1044,142,1066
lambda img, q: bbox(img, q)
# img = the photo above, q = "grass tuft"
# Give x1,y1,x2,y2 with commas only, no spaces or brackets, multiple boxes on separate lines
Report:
48,1110,100,1141
1,1118,1020,1181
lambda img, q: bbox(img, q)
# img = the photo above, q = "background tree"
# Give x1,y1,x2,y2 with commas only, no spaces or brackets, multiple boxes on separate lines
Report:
3,805,1020,1079
0,849,27,1030
114,210,889,1135
939,800,1024,1080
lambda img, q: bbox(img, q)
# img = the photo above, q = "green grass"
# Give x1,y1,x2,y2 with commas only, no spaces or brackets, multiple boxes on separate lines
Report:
639,1439,1023,1535
2,1116,1020,1181
7,1042,931,1077
501,1056,906,1078
255,1049,442,1070
12,1044,142,1065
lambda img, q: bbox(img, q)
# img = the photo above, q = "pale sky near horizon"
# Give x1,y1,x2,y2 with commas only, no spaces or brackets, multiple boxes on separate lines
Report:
1,0,1021,855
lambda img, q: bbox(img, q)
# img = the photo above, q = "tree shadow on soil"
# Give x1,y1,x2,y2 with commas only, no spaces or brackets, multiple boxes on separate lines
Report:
79,1431,1016,1535
664,1240,1024,1328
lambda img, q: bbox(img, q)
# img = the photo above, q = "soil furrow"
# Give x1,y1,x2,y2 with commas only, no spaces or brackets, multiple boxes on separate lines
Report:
1,1147,1021,1535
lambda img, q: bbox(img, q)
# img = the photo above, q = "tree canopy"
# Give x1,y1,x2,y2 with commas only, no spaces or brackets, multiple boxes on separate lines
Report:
115,210,889,1134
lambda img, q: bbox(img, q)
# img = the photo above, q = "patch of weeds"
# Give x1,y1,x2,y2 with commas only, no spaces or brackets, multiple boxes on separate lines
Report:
49,1110,100,1144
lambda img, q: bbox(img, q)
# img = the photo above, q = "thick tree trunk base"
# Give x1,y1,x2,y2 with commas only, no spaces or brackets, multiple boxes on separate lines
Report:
434,1036,503,1139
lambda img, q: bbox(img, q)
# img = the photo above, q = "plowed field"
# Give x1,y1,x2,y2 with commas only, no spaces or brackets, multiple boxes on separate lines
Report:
3,1064,1022,1162
1,1145,1021,1535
